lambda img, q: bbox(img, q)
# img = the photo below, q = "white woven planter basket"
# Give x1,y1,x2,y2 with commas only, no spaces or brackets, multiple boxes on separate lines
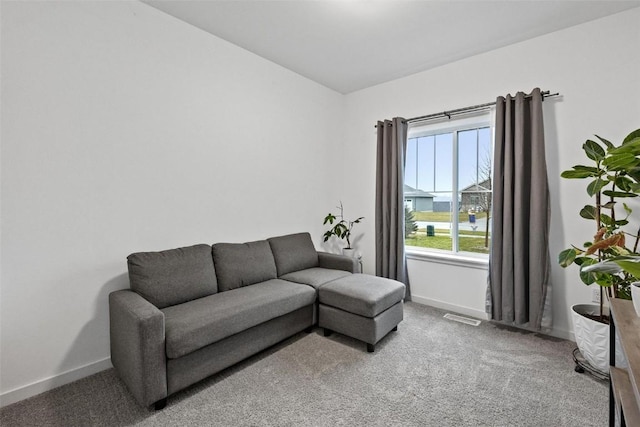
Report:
572,303,627,373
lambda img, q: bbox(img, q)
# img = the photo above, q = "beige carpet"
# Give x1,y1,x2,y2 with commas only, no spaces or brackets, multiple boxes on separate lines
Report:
0,302,607,426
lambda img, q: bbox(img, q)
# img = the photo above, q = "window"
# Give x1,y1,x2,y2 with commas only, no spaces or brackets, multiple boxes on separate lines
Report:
404,114,492,257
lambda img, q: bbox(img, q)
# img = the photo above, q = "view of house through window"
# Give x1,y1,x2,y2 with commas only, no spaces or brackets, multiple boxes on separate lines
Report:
404,118,492,255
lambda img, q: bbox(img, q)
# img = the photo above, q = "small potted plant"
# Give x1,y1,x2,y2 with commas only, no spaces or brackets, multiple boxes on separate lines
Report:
558,127,640,372
323,201,364,257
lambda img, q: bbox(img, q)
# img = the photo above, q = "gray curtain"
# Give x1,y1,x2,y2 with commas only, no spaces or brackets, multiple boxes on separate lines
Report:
487,88,551,330
376,117,411,301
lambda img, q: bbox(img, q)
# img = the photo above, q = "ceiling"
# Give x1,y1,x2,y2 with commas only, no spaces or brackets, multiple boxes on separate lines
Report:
143,1,640,94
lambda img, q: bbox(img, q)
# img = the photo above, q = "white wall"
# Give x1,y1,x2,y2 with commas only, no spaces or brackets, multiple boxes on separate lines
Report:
341,8,640,339
0,2,343,405
407,256,490,320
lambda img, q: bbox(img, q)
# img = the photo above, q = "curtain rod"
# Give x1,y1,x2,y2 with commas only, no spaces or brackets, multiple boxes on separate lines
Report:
375,90,560,128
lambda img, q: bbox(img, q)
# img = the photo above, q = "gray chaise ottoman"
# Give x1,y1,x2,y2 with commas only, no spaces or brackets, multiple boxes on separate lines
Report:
318,274,405,352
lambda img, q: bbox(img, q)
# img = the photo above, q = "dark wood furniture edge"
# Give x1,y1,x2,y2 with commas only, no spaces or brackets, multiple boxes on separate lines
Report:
609,299,640,427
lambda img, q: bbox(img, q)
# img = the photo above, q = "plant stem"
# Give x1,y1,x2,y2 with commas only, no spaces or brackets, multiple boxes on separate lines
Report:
610,177,620,298
610,173,618,225
600,287,604,319
596,190,603,321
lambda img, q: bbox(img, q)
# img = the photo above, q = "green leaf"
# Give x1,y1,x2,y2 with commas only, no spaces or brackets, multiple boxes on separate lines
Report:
615,219,629,226
579,258,598,285
611,138,640,155
600,213,612,225
614,260,640,278
603,190,638,198
615,175,634,192
581,259,622,274
623,202,632,216
603,152,639,170
574,256,589,266
323,213,336,225
596,134,614,150
623,129,640,144
625,166,640,180
561,169,597,179
611,246,630,256
603,201,616,209
574,165,601,172
579,205,597,220
586,178,607,196
594,277,614,287
625,136,640,145
583,139,606,161
558,248,577,267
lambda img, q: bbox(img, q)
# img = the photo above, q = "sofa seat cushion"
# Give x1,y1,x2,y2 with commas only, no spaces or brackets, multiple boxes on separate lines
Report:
318,274,406,318
127,244,217,309
280,268,352,290
161,279,315,359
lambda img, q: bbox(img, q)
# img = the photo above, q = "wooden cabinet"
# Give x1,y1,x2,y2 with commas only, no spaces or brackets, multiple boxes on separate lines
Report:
609,299,640,426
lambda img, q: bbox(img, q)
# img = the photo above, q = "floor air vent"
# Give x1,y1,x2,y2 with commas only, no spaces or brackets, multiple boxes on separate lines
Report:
443,313,481,326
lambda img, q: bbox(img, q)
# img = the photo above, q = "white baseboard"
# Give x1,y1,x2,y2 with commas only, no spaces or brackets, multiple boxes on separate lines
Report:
545,327,574,342
410,295,575,342
411,295,490,321
0,357,113,408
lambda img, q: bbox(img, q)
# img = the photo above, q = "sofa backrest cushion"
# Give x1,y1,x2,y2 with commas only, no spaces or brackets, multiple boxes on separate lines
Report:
268,232,319,276
127,244,217,309
212,240,278,291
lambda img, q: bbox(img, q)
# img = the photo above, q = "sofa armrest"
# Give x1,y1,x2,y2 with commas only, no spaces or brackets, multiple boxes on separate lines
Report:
318,251,358,273
109,289,167,407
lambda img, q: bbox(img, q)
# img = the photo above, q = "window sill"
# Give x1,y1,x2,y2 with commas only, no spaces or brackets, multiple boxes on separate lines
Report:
406,248,489,270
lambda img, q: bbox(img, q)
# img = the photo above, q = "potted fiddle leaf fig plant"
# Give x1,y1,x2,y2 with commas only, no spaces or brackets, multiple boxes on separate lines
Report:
323,201,364,257
558,127,640,372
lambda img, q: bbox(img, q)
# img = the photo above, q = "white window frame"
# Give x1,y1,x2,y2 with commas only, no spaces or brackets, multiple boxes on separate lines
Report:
405,110,493,268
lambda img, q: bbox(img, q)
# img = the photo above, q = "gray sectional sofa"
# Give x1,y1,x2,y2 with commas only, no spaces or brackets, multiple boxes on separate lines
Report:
109,232,404,410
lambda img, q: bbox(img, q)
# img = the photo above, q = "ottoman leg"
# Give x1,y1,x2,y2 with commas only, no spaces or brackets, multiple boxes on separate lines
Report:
324,328,333,337
392,325,398,331
367,343,375,353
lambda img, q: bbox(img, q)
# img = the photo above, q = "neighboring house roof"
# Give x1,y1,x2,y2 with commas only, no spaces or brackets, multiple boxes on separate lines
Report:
403,184,435,198
460,179,491,193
